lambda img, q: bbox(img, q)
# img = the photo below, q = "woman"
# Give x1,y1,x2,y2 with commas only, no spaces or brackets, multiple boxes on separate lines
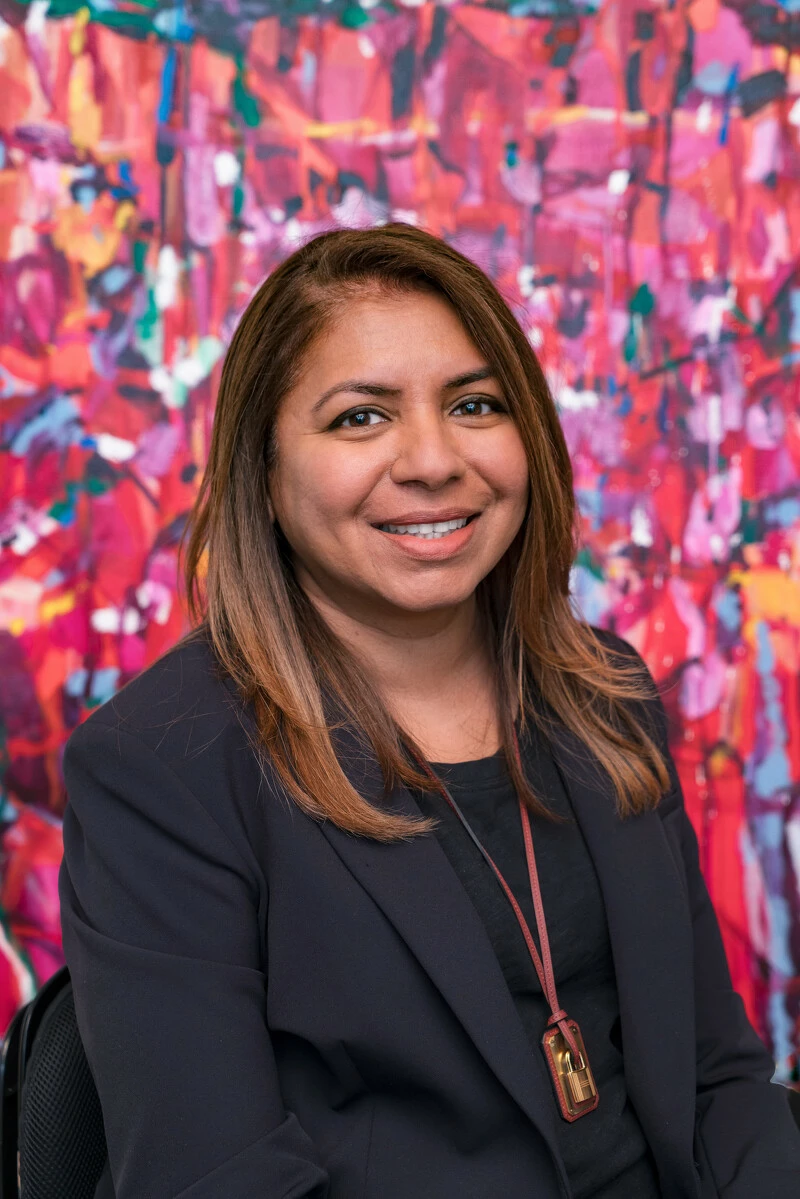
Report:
60,225,800,1199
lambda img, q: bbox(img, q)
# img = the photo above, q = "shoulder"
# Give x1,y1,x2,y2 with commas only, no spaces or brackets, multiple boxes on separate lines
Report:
64,631,271,853
587,624,671,754
78,628,233,732
70,629,246,761
588,624,656,687
589,624,646,667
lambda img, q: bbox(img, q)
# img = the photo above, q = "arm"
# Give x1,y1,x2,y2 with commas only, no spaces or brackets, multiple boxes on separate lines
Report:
59,719,329,1199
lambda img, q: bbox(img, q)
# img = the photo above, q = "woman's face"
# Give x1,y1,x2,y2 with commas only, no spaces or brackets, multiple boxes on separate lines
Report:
269,290,530,626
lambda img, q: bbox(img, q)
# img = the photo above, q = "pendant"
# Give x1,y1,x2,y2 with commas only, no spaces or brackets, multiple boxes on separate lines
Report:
542,1020,599,1122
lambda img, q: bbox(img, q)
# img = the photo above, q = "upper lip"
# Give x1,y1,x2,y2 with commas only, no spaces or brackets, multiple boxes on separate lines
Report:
373,510,478,526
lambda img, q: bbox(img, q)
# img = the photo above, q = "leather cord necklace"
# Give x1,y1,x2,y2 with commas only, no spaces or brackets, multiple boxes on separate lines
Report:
414,725,599,1123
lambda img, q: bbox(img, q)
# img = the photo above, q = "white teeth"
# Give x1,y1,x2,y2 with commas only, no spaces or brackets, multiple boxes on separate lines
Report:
378,517,470,537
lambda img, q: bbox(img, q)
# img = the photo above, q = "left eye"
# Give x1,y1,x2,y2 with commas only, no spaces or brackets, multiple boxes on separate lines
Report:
454,398,501,417
337,409,386,429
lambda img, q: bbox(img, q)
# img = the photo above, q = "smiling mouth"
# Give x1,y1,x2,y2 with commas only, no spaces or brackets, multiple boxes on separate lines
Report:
375,515,477,540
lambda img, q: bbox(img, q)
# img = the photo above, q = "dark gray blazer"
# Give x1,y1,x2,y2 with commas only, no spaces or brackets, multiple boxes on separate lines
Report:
58,630,800,1198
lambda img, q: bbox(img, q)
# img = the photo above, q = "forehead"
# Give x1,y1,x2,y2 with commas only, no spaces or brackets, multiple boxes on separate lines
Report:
303,291,485,381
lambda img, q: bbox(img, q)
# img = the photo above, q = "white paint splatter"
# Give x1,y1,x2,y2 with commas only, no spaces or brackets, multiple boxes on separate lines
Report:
607,169,629,195
90,608,121,634
155,245,181,311
95,433,137,463
696,100,713,133
558,386,599,411
631,506,654,548
213,151,240,187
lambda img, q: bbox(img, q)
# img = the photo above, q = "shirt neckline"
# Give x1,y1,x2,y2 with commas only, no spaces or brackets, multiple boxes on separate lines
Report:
426,746,511,790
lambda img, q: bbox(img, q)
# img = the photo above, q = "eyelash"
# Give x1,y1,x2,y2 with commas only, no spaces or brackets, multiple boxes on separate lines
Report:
330,397,506,430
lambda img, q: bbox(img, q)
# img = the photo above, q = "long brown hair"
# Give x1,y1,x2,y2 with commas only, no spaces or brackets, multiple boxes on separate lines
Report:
182,224,670,840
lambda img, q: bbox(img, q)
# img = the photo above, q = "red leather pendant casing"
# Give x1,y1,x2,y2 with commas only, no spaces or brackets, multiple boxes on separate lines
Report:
542,1020,599,1122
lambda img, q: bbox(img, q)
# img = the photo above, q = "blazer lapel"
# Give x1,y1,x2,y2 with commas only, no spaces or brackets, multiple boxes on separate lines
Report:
547,722,700,1199
320,726,570,1195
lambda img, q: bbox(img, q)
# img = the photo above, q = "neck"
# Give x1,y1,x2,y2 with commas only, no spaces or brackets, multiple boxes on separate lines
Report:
294,566,503,761
308,588,493,704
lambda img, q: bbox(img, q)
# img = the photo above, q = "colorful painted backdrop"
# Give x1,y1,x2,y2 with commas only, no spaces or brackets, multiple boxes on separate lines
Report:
1,0,800,1079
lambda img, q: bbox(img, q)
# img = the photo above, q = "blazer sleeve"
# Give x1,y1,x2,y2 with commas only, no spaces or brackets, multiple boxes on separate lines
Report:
58,717,329,1199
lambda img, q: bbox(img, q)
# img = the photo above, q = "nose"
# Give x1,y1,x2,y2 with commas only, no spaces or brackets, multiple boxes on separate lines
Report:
388,407,466,489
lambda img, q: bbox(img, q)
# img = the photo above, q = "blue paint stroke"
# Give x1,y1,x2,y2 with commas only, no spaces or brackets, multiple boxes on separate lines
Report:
575,486,603,530
714,587,742,634
10,397,81,456
111,160,140,200
720,65,739,146
764,497,800,527
157,47,177,123
746,621,795,1074
693,62,731,96
569,564,609,626
789,289,800,344
752,622,790,798
154,5,194,42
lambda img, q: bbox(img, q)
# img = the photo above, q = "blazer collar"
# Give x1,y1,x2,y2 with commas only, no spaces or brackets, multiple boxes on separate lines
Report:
546,721,700,1198
320,725,571,1196
322,720,700,1198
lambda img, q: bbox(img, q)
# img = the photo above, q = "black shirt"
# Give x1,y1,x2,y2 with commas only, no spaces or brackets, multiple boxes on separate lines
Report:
416,720,662,1199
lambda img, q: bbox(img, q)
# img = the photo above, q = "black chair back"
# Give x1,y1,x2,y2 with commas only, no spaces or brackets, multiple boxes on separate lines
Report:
0,968,107,1198
789,1084,800,1131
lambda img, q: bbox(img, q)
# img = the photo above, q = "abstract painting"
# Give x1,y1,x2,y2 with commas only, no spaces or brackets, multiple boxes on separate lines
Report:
1,0,799,1080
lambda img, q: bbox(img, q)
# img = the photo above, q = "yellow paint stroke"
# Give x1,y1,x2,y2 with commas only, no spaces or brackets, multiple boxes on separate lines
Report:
304,104,733,144
534,106,652,128
114,200,136,231
731,567,800,628
305,117,383,139
69,7,91,57
68,53,102,152
52,192,124,277
40,592,76,624
277,103,735,146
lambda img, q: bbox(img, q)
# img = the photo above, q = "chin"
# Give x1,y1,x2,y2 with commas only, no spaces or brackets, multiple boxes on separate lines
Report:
379,588,476,614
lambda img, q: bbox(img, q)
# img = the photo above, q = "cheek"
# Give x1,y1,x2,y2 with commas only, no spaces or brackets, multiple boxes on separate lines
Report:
279,447,379,529
478,436,530,507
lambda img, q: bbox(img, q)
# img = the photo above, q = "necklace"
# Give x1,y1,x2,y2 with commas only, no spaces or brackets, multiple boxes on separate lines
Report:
414,726,599,1122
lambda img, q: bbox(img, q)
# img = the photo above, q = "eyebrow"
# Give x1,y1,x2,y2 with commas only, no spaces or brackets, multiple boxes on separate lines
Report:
311,367,497,414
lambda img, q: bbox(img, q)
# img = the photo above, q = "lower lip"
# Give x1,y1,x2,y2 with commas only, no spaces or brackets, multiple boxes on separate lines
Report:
372,517,478,560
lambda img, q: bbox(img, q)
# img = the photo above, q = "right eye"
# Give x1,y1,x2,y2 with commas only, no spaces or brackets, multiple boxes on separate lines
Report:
331,409,387,430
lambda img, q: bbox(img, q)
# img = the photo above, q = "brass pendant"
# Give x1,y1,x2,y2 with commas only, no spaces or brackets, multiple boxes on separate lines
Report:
542,1020,599,1122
